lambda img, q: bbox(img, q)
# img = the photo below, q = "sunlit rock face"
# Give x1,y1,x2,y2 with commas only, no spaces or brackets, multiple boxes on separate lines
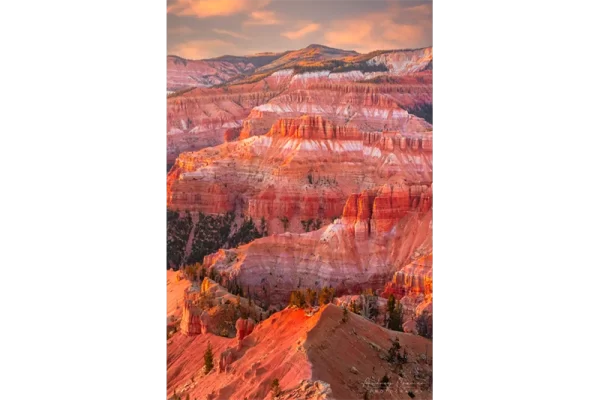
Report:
166,47,432,162
201,184,432,306
167,115,432,235
167,84,280,164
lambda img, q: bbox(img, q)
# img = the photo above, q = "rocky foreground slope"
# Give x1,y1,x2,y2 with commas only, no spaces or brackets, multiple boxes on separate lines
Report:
167,45,432,162
168,304,432,400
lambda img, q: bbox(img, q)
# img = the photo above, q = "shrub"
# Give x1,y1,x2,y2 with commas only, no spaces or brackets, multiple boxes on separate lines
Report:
408,392,415,398
342,306,349,323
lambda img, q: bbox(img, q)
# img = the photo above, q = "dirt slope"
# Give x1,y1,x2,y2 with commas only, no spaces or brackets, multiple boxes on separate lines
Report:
167,304,431,400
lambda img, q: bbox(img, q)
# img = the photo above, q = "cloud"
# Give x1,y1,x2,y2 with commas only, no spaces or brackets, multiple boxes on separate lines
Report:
212,29,250,40
168,25,195,36
323,3,432,53
168,39,238,59
244,10,281,26
168,0,270,18
281,23,321,40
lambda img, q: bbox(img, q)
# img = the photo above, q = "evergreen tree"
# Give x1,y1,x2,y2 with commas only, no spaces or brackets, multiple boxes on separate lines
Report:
389,303,404,332
271,378,281,397
204,341,214,372
342,306,349,323
289,290,306,307
305,288,317,306
318,287,334,305
387,294,396,315
379,373,390,390
416,311,430,337
388,337,401,362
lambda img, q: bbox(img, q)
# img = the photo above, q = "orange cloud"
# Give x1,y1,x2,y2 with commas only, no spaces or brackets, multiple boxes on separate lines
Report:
324,4,431,53
281,23,321,40
168,25,195,36
244,10,281,26
212,29,250,40
168,0,270,18
168,39,238,59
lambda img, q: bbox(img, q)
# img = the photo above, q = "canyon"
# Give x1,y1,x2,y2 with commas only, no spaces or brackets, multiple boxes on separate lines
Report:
167,115,432,234
166,45,432,163
167,44,433,400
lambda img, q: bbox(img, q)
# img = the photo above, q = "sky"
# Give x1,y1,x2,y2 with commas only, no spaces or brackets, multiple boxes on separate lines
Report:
167,0,432,59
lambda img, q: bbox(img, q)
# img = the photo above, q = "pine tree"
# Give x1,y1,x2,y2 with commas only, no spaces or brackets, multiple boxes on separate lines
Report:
204,341,214,373
305,288,317,306
342,306,349,323
388,337,401,362
379,373,390,390
318,287,334,306
389,302,404,331
271,378,281,397
387,294,396,314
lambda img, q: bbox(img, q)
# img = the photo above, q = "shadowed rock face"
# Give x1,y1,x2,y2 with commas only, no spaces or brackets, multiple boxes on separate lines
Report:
167,56,256,92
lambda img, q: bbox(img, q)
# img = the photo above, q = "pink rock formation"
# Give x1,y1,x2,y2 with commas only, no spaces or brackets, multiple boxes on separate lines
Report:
167,84,280,163
383,254,433,322
383,254,433,299
218,348,235,373
167,56,254,92
202,185,432,305
166,47,432,162
223,127,241,142
179,285,212,336
235,318,255,350
167,115,432,234
180,300,210,336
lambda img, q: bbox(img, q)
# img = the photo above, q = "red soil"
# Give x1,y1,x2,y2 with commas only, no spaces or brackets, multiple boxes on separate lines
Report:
167,304,432,400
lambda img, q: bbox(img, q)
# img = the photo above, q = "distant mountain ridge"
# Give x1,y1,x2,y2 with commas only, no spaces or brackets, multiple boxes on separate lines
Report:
167,44,431,91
